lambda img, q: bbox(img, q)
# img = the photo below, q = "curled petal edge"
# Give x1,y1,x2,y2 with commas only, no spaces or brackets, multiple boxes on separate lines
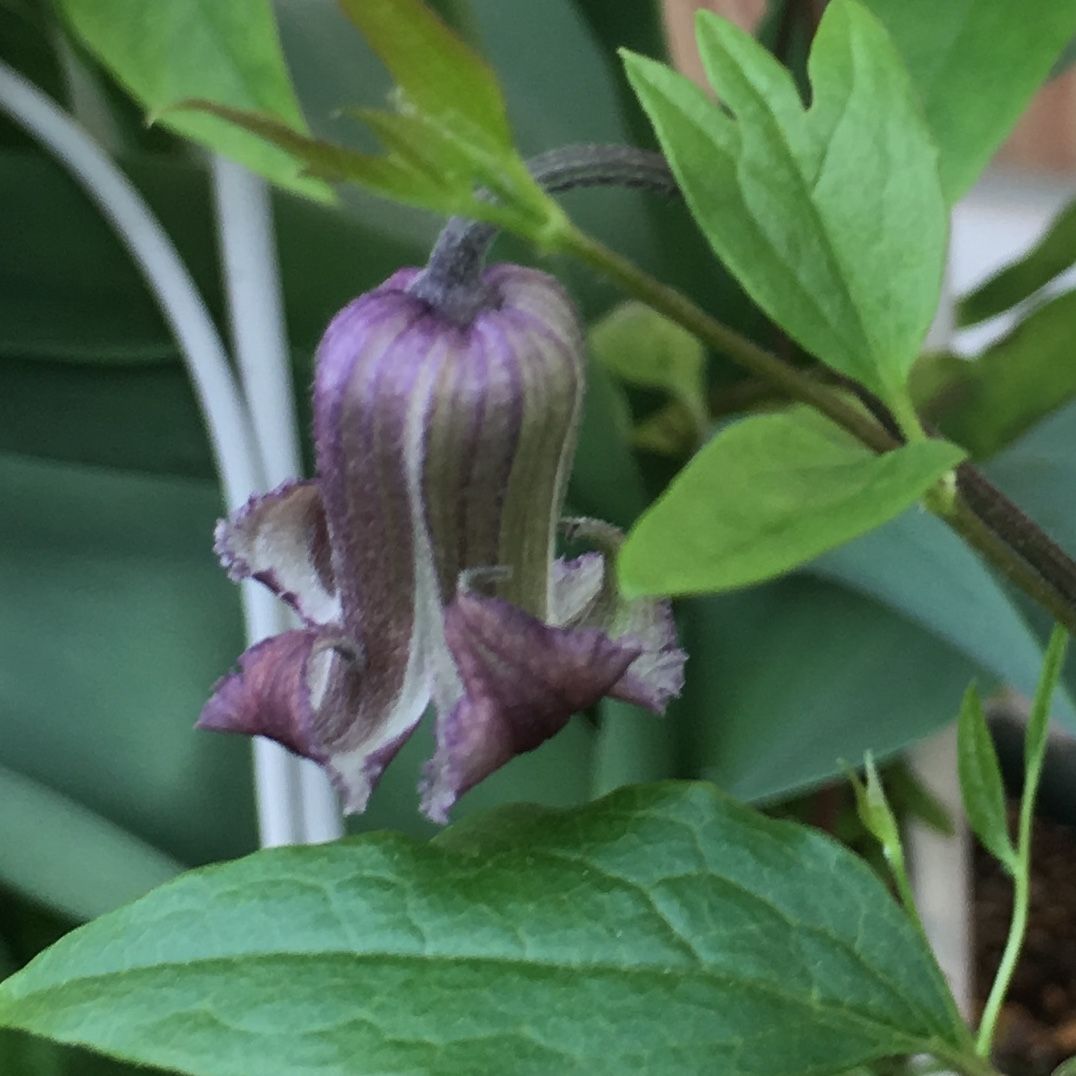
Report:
214,480,340,626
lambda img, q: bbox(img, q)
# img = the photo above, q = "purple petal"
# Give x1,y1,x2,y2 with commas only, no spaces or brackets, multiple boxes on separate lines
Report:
421,591,642,822
197,630,327,762
198,629,423,813
556,517,686,712
214,481,339,625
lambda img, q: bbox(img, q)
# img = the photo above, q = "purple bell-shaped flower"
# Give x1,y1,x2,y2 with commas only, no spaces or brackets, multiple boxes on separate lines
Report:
199,261,684,822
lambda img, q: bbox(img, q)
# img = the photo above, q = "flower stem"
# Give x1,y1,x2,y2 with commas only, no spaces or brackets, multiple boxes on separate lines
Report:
560,225,897,452
557,224,1076,636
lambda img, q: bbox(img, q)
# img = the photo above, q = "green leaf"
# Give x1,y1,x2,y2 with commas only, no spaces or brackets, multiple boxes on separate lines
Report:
56,0,331,201
928,291,1076,459
848,753,902,855
956,685,1017,872
590,697,679,798
619,409,965,598
681,578,981,804
862,0,1076,202
959,200,1076,326
622,0,947,405
589,301,708,441
0,784,971,1075
178,100,504,217
0,764,183,922
338,0,512,153
1053,1056,1076,1076
1025,625,1070,773
807,510,1076,725
0,451,258,867
332,0,553,225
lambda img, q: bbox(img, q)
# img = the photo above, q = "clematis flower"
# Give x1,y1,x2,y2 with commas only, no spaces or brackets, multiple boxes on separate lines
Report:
198,263,685,822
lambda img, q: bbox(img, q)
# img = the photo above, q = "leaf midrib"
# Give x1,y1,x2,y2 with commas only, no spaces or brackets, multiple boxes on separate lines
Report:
1,950,940,1053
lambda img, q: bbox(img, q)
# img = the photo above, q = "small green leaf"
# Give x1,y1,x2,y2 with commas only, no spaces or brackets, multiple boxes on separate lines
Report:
335,0,552,224
0,784,969,1075
959,201,1076,326
177,101,533,232
863,0,1076,202
1026,625,1070,774
848,753,902,854
928,292,1076,459
338,0,512,153
57,0,331,201
1053,1056,1076,1076
956,685,1017,873
619,409,965,598
589,301,708,440
622,0,947,405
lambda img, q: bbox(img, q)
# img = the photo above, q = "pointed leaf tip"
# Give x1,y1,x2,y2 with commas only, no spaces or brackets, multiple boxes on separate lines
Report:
956,683,1017,872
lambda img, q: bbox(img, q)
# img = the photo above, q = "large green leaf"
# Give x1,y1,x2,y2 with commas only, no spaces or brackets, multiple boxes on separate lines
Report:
985,399,1076,561
57,0,330,200
0,451,257,867
863,0,1076,203
619,409,964,598
0,763,182,922
927,291,1076,459
0,150,426,365
681,579,981,804
807,509,1076,724
0,784,971,1075
623,0,947,405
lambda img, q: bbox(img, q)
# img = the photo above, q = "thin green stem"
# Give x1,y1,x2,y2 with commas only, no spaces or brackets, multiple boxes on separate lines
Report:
560,225,896,452
975,627,1071,1056
931,1044,1002,1076
558,224,1076,637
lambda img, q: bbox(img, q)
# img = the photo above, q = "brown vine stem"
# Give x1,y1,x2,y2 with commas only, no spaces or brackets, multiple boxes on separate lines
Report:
559,224,1076,636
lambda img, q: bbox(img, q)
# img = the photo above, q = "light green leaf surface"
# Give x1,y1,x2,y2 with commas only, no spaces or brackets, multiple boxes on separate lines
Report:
0,764,182,922
177,99,507,220
620,409,964,598
589,301,708,439
682,579,981,804
338,0,511,153
929,291,1076,459
956,686,1017,872
0,784,970,1075
57,0,329,200
333,0,549,223
623,0,947,404
863,0,1076,202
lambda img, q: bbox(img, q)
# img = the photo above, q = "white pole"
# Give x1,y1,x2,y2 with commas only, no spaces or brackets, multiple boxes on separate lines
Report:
0,61,305,849
906,273,973,1018
210,158,344,843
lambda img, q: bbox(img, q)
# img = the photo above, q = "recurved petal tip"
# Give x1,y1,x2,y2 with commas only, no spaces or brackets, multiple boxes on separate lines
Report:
197,630,327,763
421,591,642,822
